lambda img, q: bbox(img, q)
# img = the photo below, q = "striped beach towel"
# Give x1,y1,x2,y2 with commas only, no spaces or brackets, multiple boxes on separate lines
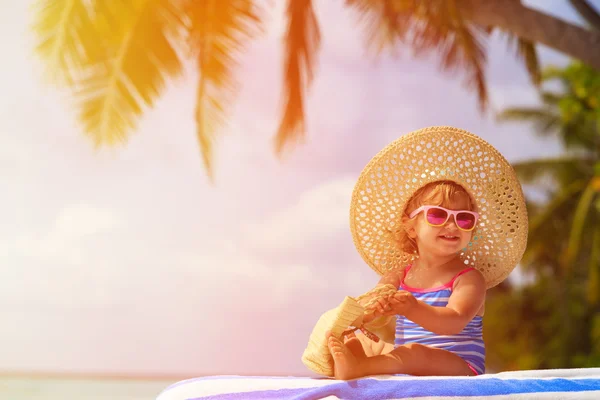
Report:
156,368,600,399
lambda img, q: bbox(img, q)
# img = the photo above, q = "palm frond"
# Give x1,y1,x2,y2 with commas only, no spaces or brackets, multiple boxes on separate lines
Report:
520,179,586,273
186,0,262,179
345,0,414,55
526,179,586,238
519,239,544,268
569,0,600,32
407,0,488,109
504,33,541,86
274,0,321,154
32,0,100,85
442,0,488,110
512,157,591,184
541,65,570,91
346,0,489,110
561,121,599,151
497,107,561,135
586,224,600,305
540,91,563,106
75,0,186,147
561,180,598,270
517,38,541,86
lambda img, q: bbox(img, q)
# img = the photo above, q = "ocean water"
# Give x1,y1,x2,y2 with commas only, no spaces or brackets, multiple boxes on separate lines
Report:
0,376,178,400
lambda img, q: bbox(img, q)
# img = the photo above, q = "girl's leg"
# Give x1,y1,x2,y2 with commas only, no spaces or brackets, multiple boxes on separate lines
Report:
328,334,475,380
344,337,367,359
344,331,395,358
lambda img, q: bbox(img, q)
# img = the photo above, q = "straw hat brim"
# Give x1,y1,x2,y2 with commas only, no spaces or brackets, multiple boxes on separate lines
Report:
349,126,528,289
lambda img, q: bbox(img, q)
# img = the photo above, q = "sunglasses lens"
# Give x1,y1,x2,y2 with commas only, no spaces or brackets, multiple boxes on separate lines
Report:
426,207,448,225
456,213,476,230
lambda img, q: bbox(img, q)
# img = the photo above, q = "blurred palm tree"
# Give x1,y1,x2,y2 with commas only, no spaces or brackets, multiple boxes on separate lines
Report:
32,1,600,179
499,62,600,276
485,61,600,370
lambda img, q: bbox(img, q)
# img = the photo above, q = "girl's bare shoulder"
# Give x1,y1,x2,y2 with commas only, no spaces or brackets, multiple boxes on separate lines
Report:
377,264,408,287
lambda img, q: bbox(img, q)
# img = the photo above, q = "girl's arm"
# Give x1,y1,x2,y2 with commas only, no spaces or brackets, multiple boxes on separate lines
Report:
359,266,405,323
396,269,486,335
376,266,405,288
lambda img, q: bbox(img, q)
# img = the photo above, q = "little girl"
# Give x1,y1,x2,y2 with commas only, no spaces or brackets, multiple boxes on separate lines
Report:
326,126,528,380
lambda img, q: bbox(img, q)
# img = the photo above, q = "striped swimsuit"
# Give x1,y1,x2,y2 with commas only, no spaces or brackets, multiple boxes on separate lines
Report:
394,265,486,375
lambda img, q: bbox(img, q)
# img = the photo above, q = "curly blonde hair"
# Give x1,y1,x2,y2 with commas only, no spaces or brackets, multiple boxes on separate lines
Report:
398,180,477,255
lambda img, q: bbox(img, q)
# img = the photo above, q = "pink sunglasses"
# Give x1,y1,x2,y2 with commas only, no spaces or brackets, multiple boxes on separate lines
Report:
408,206,479,232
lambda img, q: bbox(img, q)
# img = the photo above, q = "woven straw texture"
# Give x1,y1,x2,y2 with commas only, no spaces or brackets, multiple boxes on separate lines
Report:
302,285,397,376
350,126,528,289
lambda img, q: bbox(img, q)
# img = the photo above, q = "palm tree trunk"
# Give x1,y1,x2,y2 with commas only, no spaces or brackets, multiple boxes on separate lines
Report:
459,0,600,70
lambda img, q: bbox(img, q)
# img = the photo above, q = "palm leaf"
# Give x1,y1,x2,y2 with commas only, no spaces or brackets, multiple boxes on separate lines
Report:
517,179,586,272
345,0,413,55
569,0,600,32
561,180,598,270
541,65,570,91
442,0,488,110
512,157,592,185
406,0,489,110
186,0,262,179
347,1,489,108
497,107,561,136
540,91,563,106
32,0,101,85
526,179,586,239
76,0,185,146
516,38,541,86
275,0,321,154
587,224,600,305
504,33,541,86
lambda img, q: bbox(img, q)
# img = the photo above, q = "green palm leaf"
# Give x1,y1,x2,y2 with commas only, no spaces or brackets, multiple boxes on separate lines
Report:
540,91,563,106
497,107,561,136
275,0,321,153
32,0,101,85
76,0,186,146
587,224,600,305
498,63,600,153
561,180,598,270
527,179,586,239
186,0,262,179
512,157,592,184
541,65,569,88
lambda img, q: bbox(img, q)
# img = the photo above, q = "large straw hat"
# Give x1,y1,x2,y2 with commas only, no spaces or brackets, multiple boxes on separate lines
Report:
350,126,528,288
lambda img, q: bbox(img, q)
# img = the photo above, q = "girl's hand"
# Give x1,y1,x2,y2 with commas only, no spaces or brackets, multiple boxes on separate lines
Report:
362,295,391,323
388,291,417,315
364,291,416,318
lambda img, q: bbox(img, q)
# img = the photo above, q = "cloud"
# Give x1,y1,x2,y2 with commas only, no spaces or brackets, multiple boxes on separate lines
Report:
241,177,355,255
1,205,125,309
2,182,350,313
12,204,123,270
0,192,348,374
53,205,121,240
488,83,540,111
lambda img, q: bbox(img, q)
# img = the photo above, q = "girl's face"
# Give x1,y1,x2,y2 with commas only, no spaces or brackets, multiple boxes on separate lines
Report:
409,193,474,258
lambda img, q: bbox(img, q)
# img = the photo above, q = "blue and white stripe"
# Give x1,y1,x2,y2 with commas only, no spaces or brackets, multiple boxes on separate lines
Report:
156,369,600,400
395,272,486,375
